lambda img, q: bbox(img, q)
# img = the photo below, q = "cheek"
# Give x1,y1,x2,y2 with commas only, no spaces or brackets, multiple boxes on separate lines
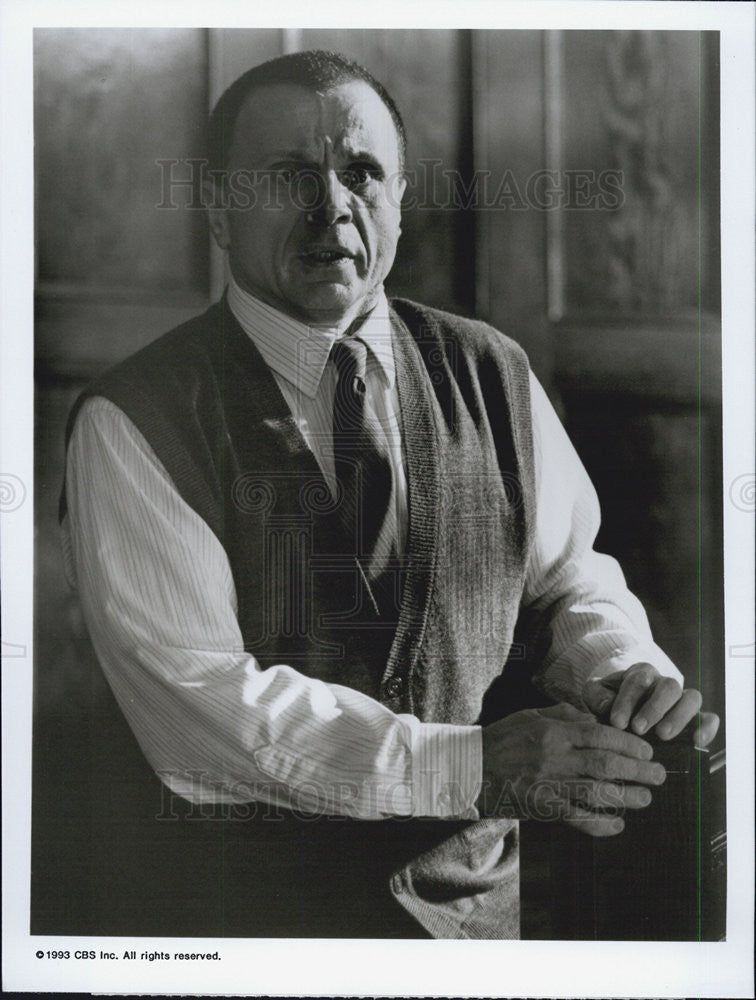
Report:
374,207,403,258
365,194,400,235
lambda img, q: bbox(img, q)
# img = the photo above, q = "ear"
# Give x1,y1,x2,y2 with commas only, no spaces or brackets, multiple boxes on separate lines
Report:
204,180,230,251
396,173,407,235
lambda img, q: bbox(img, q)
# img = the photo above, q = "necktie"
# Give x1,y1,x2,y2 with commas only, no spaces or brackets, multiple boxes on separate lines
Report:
330,337,397,598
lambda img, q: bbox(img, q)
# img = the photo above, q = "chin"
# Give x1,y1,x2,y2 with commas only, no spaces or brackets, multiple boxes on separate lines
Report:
296,290,359,319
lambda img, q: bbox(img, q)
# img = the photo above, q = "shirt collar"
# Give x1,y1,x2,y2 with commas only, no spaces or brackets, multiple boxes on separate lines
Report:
227,274,395,398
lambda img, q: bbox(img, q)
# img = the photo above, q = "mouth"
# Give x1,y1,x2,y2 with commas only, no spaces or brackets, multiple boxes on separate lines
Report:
298,248,355,266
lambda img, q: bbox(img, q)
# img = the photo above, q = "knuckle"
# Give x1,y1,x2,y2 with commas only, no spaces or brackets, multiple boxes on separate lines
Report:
629,663,653,684
581,722,601,743
658,677,681,696
571,779,594,805
624,732,646,754
535,722,555,754
592,751,614,779
594,780,619,810
541,726,559,750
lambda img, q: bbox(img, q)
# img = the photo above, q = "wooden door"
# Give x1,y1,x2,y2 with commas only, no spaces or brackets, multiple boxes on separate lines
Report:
476,30,723,720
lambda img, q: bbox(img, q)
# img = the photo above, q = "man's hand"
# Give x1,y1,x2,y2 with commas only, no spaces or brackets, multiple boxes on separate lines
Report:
477,703,666,836
582,663,720,749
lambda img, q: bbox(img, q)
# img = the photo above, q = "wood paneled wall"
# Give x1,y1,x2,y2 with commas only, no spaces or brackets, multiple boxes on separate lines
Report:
32,25,723,941
34,28,723,725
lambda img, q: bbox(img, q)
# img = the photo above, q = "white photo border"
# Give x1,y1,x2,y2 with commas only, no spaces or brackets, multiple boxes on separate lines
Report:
2,1,753,996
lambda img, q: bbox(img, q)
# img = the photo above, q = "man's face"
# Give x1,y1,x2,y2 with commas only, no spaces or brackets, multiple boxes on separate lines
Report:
211,79,406,327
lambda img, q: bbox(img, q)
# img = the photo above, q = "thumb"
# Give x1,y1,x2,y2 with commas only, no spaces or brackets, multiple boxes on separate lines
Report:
582,678,616,716
539,703,596,723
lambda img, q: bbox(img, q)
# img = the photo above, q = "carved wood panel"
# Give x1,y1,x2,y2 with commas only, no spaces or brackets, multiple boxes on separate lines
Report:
477,29,723,720
557,30,704,317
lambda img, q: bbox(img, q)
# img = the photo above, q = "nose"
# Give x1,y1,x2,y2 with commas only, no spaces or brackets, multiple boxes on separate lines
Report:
307,168,352,226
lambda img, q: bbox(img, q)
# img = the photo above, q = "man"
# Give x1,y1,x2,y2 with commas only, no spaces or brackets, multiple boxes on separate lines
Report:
61,50,718,939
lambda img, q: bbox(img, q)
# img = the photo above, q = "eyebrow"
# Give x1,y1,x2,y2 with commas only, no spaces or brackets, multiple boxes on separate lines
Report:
265,150,313,163
339,147,382,161
256,152,319,171
263,147,385,166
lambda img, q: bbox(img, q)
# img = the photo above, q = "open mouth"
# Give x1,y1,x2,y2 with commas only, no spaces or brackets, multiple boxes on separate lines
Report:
300,249,353,265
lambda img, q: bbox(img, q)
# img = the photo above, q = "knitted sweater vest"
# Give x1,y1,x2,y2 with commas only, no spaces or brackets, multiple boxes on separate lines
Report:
62,296,537,939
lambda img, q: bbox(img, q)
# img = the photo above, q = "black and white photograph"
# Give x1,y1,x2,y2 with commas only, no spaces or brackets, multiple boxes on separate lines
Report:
2,1,754,996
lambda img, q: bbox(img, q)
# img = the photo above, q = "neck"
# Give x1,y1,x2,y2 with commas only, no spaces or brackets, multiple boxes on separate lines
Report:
228,272,384,335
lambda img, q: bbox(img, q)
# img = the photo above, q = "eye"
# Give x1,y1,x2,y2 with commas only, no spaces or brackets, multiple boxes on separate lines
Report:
341,163,380,190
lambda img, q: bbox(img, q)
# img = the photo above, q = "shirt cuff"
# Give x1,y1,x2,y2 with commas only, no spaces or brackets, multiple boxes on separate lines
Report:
407,721,483,820
574,641,685,710
587,642,684,684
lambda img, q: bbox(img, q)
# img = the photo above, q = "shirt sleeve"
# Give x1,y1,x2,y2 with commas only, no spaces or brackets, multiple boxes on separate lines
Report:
523,372,684,707
62,396,481,820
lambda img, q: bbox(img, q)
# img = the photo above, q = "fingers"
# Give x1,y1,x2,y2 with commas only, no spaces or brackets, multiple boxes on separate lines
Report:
566,779,653,811
629,676,684,735
583,666,719,755
573,720,653,759
608,662,657,730
587,670,628,693
561,803,625,838
528,778,654,836
692,711,720,748
653,688,702,740
578,748,666,786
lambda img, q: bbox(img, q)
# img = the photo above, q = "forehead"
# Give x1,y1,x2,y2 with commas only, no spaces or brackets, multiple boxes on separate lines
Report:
228,79,401,167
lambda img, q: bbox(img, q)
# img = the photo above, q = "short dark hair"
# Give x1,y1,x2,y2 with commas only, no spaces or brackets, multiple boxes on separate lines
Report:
207,49,407,175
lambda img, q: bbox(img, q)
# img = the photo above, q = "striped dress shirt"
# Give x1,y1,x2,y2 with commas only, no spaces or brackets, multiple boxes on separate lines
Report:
61,275,682,819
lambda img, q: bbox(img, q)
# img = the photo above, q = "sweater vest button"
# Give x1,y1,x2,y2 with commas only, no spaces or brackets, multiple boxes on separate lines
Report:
385,676,404,698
